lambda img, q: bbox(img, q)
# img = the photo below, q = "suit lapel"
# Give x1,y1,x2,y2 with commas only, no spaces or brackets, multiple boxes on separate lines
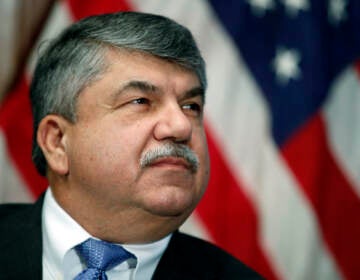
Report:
152,231,213,280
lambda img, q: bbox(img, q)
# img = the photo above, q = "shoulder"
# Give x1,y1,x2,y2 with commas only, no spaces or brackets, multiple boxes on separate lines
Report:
0,196,44,231
154,231,264,279
0,203,33,225
0,199,43,249
0,203,34,233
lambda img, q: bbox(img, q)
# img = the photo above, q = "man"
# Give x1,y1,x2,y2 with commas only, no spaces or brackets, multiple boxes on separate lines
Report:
0,12,263,279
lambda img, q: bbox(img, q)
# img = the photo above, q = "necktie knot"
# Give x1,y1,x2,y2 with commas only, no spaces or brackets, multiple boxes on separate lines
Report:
75,238,135,280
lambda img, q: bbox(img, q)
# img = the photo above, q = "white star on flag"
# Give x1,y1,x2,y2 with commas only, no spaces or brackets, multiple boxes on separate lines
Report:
328,0,348,25
246,0,276,17
281,0,310,17
272,47,302,85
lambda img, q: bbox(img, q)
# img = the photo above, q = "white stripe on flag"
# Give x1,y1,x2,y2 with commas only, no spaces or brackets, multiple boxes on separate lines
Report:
324,65,360,198
259,142,342,280
0,131,32,202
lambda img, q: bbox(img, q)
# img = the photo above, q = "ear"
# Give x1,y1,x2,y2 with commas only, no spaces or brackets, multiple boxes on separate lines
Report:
36,115,71,176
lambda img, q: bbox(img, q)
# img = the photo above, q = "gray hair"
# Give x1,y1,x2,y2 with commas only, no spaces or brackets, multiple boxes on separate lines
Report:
30,11,207,176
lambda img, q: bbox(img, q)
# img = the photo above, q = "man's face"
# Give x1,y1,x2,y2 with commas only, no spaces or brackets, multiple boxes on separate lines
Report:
64,50,209,219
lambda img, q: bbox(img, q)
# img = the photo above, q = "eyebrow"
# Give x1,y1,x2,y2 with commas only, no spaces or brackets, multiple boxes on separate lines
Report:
110,80,205,103
107,80,156,104
183,86,205,104
118,80,158,95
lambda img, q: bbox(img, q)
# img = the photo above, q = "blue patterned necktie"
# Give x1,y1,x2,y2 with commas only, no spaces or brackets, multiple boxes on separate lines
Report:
74,238,136,280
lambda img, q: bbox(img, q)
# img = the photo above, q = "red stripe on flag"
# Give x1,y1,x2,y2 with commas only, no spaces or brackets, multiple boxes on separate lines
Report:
282,114,360,280
0,76,48,198
66,0,131,20
355,60,360,78
196,124,279,280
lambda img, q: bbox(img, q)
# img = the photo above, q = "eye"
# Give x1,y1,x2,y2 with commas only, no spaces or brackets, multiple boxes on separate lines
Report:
182,102,203,116
130,98,149,105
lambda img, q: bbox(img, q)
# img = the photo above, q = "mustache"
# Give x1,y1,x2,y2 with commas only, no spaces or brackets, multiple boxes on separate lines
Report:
140,142,199,173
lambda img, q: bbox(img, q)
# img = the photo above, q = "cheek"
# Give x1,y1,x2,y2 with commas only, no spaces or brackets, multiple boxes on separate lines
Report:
193,131,210,185
68,126,131,180
195,128,209,160
200,145,210,186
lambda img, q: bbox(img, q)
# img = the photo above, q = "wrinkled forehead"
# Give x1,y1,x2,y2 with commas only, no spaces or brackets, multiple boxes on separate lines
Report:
101,47,203,88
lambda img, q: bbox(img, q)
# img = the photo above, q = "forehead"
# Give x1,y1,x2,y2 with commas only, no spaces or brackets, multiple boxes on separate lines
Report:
101,49,201,91
76,49,203,113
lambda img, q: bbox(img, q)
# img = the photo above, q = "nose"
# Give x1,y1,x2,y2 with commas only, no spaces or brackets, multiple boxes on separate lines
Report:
154,102,192,143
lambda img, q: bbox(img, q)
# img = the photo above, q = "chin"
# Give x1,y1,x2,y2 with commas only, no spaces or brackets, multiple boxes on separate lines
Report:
147,204,192,217
143,189,197,218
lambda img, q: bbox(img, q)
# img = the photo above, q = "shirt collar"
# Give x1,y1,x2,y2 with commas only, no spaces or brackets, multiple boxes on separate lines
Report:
42,188,90,272
42,188,171,279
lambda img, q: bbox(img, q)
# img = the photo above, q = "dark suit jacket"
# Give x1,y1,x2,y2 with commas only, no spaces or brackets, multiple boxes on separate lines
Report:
0,197,263,279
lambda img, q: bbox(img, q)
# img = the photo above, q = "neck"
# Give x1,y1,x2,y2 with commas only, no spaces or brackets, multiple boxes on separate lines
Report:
50,183,189,244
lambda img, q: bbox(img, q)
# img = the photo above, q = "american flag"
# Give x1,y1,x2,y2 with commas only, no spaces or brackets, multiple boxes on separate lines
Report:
0,0,359,279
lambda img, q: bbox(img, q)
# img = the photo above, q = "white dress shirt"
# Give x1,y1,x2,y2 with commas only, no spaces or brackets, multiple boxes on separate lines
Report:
42,188,171,280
